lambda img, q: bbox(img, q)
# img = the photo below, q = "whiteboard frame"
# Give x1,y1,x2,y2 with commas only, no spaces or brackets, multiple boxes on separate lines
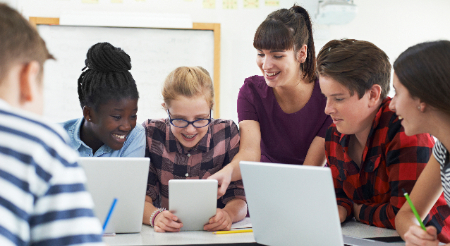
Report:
29,17,221,118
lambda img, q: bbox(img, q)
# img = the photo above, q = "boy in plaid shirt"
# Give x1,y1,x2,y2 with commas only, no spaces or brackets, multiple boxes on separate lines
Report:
316,39,450,241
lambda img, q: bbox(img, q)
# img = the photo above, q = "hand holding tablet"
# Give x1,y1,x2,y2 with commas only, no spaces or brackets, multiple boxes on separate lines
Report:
169,179,218,231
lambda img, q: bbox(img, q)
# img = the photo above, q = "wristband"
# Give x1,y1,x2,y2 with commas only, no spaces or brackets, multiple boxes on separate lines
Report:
149,208,166,227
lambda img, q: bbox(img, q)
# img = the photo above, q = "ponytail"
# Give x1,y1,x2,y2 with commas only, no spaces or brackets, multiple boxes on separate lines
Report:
253,4,316,82
291,5,316,81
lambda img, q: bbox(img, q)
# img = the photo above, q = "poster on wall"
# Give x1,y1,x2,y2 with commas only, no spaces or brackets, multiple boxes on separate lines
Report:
223,0,237,9
203,0,215,9
243,0,259,9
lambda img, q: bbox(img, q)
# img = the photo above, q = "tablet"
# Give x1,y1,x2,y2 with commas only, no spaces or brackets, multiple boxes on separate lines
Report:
169,179,218,231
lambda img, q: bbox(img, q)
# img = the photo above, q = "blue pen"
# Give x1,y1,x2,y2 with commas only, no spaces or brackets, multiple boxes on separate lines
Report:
102,198,118,234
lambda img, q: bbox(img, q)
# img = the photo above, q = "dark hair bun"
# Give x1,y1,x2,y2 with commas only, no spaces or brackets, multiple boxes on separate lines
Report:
85,42,131,72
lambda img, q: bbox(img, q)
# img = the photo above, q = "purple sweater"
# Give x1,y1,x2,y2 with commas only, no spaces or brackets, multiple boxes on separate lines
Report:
237,75,332,165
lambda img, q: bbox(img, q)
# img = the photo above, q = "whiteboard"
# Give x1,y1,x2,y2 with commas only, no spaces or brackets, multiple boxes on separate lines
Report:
37,24,215,124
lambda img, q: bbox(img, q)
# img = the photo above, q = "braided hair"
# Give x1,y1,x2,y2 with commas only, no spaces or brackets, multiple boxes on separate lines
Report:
77,42,139,111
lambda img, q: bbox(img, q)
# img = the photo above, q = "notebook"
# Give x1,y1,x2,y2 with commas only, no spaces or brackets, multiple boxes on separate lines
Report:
240,161,392,246
78,157,150,234
169,179,218,231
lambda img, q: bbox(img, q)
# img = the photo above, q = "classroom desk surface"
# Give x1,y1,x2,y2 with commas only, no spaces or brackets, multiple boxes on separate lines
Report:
103,220,405,246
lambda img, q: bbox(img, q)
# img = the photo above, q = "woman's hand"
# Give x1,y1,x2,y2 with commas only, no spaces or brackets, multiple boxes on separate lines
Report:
404,225,439,246
203,208,232,231
208,167,232,199
153,210,183,233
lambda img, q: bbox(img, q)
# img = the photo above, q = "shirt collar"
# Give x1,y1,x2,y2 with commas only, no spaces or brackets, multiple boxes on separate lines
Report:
68,117,113,154
165,118,212,154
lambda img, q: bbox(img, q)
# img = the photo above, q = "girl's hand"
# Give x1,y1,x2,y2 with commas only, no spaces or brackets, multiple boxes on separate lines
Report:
203,208,232,231
153,210,183,233
404,225,439,246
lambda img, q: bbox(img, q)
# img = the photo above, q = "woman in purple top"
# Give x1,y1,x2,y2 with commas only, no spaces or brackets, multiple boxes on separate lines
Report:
209,4,332,197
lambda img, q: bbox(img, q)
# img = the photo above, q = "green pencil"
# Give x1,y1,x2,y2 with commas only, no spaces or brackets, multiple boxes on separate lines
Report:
402,188,426,231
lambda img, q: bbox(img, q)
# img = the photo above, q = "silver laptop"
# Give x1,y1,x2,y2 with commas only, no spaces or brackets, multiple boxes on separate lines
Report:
240,161,391,246
78,157,150,234
169,179,217,231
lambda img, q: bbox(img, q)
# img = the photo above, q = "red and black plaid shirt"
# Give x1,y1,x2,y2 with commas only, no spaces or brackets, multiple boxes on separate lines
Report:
325,98,450,241
143,118,245,210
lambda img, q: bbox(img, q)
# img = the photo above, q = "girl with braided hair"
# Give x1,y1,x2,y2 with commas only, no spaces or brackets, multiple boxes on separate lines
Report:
209,5,332,197
62,42,145,157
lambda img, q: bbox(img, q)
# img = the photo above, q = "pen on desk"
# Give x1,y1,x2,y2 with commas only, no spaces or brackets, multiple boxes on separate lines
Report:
103,198,118,234
402,188,426,231
213,229,253,234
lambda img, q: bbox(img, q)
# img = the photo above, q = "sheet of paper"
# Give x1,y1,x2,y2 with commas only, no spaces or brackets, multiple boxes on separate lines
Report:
231,217,252,229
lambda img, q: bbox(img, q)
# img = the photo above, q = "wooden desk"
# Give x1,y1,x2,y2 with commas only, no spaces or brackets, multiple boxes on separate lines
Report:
104,221,405,246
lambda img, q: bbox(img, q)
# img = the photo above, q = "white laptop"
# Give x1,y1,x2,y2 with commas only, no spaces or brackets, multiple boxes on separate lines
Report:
78,157,150,234
240,161,392,246
169,179,217,231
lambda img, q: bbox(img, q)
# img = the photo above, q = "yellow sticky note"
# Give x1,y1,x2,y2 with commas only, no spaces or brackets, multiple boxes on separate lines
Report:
265,0,278,7
82,0,98,3
243,0,259,9
203,0,215,9
223,0,237,9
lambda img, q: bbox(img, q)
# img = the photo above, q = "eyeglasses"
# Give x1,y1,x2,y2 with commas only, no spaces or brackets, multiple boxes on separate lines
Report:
167,109,212,128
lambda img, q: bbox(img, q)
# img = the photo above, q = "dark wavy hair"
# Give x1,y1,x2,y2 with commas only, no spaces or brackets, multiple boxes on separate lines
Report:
253,4,316,82
77,42,139,111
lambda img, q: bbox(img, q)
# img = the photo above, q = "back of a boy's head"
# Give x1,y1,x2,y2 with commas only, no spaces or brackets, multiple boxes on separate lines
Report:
0,4,53,84
317,39,391,100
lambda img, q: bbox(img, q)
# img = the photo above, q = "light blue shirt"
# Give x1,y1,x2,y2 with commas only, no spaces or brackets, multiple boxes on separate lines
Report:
62,117,146,157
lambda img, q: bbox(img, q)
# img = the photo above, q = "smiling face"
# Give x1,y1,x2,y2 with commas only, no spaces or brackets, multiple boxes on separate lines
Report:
256,48,303,88
319,75,378,136
389,73,425,136
166,95,211,151
87,98,138,150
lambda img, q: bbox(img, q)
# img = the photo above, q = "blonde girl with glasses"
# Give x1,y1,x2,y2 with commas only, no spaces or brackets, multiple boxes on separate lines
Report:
141,66,247,232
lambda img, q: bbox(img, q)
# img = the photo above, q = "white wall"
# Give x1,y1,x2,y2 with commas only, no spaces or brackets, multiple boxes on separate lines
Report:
13,0,450,123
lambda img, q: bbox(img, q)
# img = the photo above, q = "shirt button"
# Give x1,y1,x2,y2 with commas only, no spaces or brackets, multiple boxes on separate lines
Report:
187,153,191,157
185,173,189,177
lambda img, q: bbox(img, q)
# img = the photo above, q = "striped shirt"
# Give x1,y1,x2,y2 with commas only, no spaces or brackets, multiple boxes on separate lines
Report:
143,118,245,209
433,140,450,206
0,100,104,246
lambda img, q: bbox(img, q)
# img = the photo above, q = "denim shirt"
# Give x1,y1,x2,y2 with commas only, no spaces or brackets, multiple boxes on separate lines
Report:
62,117,146,157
